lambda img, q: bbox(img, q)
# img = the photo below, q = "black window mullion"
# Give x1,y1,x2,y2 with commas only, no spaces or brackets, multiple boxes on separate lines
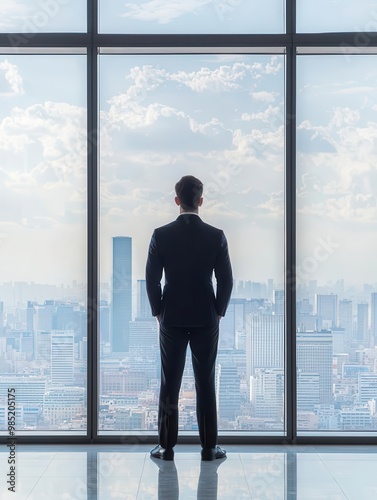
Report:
87,0,99,443
286,0,297,444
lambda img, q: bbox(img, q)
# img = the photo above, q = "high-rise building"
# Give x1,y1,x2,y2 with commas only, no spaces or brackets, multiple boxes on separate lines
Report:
251,368,284,420
129,317,158,349
339,299,353,346
246,313,284,383
316,294,337,328
358,373,377,404
216,363,241,421
26,301,35,333
55,304,75,331
371,293,377,347
111,236,132,352
297,372,320,411
100,300,110,343
357,303,369,345
219,298,243,349
51,330,74,386
297,330,333,404
137,279,151,319
273,289,284,315
0,301,3,335
43,387,85,426
35,330,51,362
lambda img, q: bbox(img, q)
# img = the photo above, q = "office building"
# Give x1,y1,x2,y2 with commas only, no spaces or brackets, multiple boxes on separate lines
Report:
339,299,353,346
273,289,284,315
111,236,132,352
316,294,337,328
297,330,333,404
357,303,369,345
371,293,377,347
216,363,241,421
137,279,152,319
51,330,75,386
246,313,284,383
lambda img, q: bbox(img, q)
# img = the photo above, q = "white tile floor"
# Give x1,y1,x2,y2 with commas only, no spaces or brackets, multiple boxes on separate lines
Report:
1,444,377,499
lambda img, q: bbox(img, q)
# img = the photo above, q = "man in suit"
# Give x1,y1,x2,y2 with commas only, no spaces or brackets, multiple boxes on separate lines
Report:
146,175,233,461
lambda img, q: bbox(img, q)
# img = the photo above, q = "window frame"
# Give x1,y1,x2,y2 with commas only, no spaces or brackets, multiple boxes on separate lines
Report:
0,0,377,444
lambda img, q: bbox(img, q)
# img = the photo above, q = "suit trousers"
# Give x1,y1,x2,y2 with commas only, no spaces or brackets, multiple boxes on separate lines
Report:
158,321,219,450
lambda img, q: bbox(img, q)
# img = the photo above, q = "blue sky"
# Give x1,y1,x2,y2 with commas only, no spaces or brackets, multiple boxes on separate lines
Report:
0,56,87,285
99,55,285,286
1,0,376,34
297,55,377,286
1,3,377,288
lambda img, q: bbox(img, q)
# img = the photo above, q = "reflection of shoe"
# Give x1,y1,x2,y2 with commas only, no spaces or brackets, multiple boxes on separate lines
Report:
150,445,174,461
201,445,226,461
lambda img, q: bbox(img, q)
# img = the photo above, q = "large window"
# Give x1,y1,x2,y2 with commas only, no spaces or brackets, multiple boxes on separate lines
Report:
0,54,87,434
297,0,377,33
99,1,285,34
0,0,86,33
0,2,376,442
296,54,377,433
98,53,285,433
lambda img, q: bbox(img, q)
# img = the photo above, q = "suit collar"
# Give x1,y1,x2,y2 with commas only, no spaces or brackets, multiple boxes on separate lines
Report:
176,213,202,223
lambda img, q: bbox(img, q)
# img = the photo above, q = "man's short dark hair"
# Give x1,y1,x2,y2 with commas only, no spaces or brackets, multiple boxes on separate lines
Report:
175,175,203,211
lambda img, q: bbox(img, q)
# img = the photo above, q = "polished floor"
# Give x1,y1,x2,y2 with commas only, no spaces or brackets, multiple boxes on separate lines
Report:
1,444,377,499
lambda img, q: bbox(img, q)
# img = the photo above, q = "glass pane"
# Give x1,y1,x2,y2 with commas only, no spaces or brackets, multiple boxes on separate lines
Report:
99,53,285,434
297,0,377,33
99,0,284,34
0,55,87,434
0,0,86,33
297,54,377,434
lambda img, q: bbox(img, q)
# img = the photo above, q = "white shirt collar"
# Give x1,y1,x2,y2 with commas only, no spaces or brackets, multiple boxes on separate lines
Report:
178,211,200,216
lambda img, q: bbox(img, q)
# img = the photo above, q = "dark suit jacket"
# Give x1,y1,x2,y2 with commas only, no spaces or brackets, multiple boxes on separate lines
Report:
146,213,233,327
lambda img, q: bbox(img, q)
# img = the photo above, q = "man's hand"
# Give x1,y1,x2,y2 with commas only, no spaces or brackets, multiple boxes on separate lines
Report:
156,315,161,322
218,316,223,321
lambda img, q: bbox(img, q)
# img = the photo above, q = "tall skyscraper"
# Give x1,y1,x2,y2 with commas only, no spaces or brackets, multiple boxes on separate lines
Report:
297,330,333,404
219,299,236,349
339,299,353,346
251,368,284,420
0,301,3,335
316,294,337,328
371,293,377,347
358,373,377,404
137,279,151,319
357,303,369,344
51,330,74,386
26,301,34,333
100,300,110,343
216,363,241,421
111,237,132,352
273,289,284,315
246,313,284,384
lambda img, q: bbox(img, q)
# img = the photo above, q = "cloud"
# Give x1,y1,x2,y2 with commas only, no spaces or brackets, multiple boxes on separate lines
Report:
0,101,86,158
0,60,24,96
241,105,280,123
232,126,284,157
329,107,360,128
170,64,248,92
0,99,87,232
0,2,30,30
250,91,277,103
123,0,212,23
332,86,375,95
298,106,377,222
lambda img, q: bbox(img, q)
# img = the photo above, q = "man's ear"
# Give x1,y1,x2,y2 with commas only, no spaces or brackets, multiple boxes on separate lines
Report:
174,196,180,206
198,197,203,207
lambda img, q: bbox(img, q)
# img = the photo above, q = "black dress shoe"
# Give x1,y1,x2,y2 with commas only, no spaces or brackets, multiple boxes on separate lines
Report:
150,445,174,461
201,445,226,461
